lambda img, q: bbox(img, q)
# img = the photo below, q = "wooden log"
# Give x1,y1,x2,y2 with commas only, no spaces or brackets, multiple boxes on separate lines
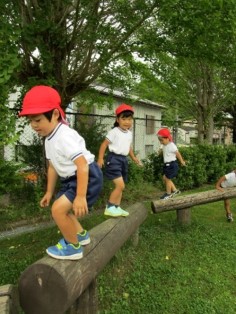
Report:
18,202,148,314
0,284,19,314
68,279,97,314
130,228,139,247
176,208,191,224
151,187,236,213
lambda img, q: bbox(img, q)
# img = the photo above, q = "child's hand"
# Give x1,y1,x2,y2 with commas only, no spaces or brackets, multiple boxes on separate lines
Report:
133,157,142,166
181,160,186,166
40,192,52,207
97,158,104,168
73,195,88,217
216,186,224,192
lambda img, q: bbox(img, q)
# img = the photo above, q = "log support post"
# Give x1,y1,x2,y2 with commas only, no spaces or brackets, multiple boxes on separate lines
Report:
176,208,191,224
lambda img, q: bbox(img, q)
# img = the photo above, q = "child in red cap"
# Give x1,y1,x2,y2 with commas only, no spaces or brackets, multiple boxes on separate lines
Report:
157,128,186,200
19,85,103,260
97,103,140,217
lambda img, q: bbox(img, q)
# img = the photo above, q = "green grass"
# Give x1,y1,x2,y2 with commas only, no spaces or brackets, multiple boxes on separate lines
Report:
1,184,236,313
97,198,236,314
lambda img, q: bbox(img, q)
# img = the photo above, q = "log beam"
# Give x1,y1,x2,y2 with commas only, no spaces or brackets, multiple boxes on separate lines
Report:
18,202,148,314
151,187,236,213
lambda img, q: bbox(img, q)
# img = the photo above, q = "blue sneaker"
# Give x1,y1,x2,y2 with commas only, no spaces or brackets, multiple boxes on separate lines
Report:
77,230,91,245
104,205,129,217
46,239,83,260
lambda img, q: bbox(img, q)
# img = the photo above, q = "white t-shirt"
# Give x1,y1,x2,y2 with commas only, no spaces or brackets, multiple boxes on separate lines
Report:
162,142,178,163
106,127,132,156
45,123,95,178
221,171,236,188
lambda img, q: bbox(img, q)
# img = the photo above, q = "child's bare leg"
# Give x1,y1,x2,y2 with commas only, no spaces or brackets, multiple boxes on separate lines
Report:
224,199,231,215
109,177,125,205
163,176,173,194
170,181,177,192
51,195,79,244
68,213,84,234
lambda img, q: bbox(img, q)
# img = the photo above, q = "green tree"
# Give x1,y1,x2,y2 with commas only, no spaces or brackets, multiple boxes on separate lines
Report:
5,0,161,108
0,1,21,148
132,0,236,143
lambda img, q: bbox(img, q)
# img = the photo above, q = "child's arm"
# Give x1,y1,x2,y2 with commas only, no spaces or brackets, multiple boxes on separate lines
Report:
216,175,226,192
129,148,141,165
97,139,109,168
176,151,186,166
73,156,89,217
40,161,58,207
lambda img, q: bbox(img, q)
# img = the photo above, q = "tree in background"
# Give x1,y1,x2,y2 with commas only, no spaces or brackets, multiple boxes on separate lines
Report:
0,2,21,149
132,0,236,143
5,0,160,108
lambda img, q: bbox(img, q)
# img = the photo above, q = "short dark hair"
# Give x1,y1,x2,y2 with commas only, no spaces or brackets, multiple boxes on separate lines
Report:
43,109,61,122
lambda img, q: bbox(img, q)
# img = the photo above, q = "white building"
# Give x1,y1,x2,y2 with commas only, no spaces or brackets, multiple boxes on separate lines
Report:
4,86,165,161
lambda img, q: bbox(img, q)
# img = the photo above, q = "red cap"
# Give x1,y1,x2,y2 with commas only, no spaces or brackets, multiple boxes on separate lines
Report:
157,128,173,141
19,85,65,118
115,103,134,116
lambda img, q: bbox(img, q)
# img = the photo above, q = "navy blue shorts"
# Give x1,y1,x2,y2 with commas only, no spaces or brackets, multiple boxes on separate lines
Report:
163,160,178,179
56,162,103,208
105,152,128,182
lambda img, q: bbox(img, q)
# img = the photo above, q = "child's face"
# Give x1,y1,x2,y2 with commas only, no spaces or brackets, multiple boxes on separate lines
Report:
27,111,59,137
116,115,133,130
158,136,170,145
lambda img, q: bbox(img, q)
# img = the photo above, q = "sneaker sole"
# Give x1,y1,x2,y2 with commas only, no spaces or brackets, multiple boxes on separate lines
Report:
46,250,83,260
79,238,91,245
172,192,181,197
160,197,173,200
104,211,129,217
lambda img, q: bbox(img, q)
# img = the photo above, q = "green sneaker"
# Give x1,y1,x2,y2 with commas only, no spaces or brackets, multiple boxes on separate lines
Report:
104,205,129,217
116,206,129,216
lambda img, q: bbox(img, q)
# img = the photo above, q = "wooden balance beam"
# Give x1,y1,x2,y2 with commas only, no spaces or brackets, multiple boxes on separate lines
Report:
18,202,147,314
151,187,236,224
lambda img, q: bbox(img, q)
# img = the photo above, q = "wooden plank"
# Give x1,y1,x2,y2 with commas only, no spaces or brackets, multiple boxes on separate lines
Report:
18,202,148,314
151,187,236,213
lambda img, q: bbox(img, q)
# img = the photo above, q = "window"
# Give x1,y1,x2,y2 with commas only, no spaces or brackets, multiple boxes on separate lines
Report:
146,115,155,134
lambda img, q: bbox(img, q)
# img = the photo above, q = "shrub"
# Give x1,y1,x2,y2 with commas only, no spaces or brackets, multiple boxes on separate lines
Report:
0,159,22,195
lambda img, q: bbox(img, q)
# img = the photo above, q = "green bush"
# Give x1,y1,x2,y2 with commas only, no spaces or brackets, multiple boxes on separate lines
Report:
75,118,107,158
224,145,236,173
177,146,207,189
127,159,144,184
199,145,226,182
0,158,21,195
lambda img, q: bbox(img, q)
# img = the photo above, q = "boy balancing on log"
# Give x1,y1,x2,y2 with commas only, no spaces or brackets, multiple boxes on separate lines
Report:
19,85,103,260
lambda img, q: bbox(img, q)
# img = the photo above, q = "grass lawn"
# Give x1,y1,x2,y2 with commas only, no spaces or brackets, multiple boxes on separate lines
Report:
1,184,236,313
